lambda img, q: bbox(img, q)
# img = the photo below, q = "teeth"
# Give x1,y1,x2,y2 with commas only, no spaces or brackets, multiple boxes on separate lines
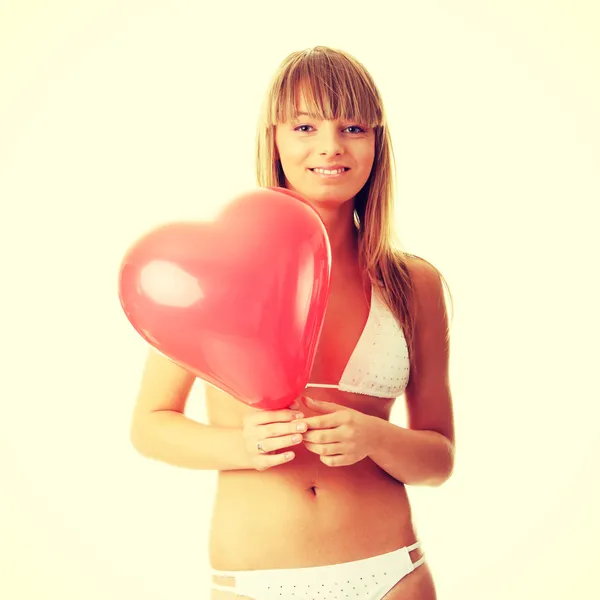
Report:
313,168,346,175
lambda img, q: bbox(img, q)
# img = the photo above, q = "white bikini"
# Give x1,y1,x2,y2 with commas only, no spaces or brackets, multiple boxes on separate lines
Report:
211,543,426,599
211,285,424,599
306,283,410,398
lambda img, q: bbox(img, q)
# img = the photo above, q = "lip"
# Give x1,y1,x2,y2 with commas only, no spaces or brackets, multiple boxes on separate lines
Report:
309,167,350,180
310,165,349,170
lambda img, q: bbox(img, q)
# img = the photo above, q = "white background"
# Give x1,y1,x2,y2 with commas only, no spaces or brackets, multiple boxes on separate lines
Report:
1,1,599,598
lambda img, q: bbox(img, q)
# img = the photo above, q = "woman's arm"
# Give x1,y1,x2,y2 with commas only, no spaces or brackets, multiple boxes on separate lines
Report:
129,348,252,471
366,418,454,486
131,410,252,471
369,257,455,486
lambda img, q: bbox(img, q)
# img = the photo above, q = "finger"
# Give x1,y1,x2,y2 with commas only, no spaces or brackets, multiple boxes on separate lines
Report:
257,432,305,454
260,419,307,440
300,413,346,430
320,454,348,467
302,428,338,444
250,408,304,426
304,441,345,456
302,396,341,413
260,450,296,471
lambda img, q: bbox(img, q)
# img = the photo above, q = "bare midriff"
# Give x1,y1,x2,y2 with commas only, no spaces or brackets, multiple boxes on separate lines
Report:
206,384,418,571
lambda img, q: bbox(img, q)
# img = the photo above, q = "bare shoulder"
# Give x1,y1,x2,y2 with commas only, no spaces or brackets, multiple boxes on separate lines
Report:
403,254,444,295
402,254,450,325
402,253,450,355
130,348,197,431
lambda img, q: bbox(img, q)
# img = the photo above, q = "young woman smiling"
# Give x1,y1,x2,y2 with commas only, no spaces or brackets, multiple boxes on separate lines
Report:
130,46,455,600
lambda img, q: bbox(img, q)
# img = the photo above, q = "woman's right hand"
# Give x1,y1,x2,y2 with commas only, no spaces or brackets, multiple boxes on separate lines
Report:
241,404,307,471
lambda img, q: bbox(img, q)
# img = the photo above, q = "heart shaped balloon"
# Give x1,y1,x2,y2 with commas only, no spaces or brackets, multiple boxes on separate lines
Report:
118,187,331,410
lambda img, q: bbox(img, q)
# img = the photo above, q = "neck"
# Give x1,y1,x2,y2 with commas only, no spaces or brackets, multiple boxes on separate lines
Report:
317,201,360,268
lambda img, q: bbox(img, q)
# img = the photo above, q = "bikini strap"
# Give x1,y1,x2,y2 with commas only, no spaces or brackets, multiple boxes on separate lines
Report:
407,540,426,569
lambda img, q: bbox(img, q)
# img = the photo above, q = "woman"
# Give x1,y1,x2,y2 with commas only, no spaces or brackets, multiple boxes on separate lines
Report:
130,46,455,600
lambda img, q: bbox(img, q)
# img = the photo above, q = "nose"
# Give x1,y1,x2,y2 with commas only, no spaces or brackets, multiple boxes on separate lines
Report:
317,124,344,157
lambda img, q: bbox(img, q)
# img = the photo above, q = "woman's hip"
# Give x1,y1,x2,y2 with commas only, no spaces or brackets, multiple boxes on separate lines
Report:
210,541,430,600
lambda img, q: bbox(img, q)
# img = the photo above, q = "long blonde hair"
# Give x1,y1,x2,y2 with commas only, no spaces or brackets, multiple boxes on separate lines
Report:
255,46,452,372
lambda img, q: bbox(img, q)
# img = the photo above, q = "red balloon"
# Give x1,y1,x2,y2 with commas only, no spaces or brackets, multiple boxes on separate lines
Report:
118,187,331,410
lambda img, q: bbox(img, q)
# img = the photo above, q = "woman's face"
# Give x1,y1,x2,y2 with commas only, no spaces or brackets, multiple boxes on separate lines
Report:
274,96,376,207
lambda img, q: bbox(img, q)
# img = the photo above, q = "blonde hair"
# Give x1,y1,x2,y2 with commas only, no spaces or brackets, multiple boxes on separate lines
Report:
255,46,452,372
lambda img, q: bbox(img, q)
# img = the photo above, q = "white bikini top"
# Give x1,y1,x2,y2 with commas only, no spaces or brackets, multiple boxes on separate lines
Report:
306,285,410,398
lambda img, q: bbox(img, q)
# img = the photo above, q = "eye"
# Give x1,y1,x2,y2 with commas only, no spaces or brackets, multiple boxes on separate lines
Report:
294,124,366,134
345,125,366,134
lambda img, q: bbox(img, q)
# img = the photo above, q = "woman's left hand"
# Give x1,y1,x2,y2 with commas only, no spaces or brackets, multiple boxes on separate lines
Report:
297,396,378,467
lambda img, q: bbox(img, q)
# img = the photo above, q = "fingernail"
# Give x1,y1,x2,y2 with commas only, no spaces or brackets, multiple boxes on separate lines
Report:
295,413,304,419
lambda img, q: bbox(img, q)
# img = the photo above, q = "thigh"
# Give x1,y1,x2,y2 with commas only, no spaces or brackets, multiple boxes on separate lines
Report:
382,561,437,600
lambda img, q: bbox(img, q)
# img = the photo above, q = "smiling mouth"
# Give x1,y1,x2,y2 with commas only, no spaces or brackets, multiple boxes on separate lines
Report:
310,167,349,171
309,167,350,176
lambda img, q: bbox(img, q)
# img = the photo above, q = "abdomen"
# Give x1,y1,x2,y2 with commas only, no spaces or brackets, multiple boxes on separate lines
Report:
205,385,416,569
208,443,416,570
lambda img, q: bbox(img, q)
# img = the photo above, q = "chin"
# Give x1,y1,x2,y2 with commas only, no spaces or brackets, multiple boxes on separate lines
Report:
289,184,355,204
310,190,358,207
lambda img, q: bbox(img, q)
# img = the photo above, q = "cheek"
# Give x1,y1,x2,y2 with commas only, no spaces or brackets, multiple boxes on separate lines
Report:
355,139,375,165
275,131,302,161
281,144,308,164
358,147,376,173
367,140,376,162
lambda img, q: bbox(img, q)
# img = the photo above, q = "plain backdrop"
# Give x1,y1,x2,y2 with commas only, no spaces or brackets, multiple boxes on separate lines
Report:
1,1,599,598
